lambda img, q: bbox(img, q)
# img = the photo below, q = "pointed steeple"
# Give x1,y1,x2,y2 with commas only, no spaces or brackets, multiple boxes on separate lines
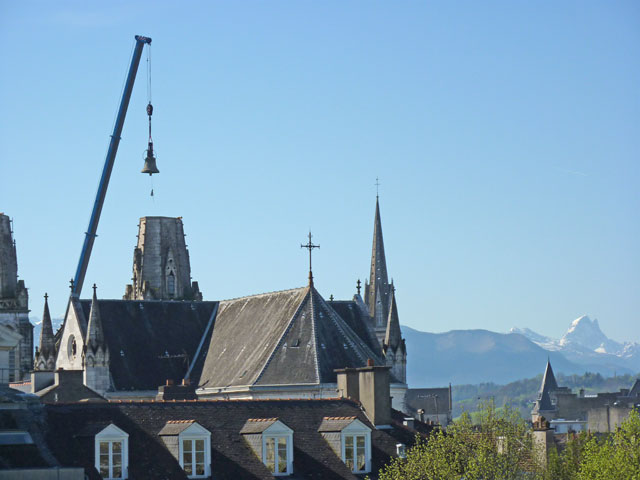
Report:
85,284,105,352
365,197,390,321
533,359,558,414
540,358,558,394
35,293,55,370
384,285,402,352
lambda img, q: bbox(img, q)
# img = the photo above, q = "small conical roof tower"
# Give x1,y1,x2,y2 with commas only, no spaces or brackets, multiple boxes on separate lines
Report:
35,293,55,370
85,284,105,352
364,196,391,326
384,284,402,352
533,359,558,414
540,358,558,393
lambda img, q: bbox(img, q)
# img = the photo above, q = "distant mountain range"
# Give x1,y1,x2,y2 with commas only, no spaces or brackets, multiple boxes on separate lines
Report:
510,315,640,372
404,315,639,387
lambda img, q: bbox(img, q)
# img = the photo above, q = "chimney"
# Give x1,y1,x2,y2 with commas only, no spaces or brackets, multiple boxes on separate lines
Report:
156,378,197,401
335,368,359,400
403,417,415,430
336,363,392,427
417,408,425,423
357,364,392,427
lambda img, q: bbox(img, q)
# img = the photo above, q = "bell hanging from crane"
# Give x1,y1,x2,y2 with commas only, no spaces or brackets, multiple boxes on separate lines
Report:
141,102,160,175
141,141,159,175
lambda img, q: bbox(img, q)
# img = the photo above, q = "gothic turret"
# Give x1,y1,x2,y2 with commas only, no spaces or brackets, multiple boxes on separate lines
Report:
364,198,392,343
383,285,406,382
35,293,56,371
83,285,110,394
124,216,202,301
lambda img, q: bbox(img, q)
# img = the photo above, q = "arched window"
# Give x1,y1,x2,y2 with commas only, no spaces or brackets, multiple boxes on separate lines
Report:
167,271,175,296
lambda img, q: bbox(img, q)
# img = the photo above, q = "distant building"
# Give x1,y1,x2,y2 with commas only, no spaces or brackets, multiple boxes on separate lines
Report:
531,359,640,432
0,213,33,381
405,385,453,427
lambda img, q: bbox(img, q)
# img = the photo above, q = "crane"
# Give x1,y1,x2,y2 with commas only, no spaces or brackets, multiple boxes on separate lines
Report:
71,35,154,297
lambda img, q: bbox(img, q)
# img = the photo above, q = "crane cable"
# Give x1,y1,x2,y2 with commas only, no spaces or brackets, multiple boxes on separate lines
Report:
146,45,155,202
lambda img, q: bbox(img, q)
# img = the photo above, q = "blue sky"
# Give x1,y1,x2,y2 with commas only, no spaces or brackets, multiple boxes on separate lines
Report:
1,1,638,342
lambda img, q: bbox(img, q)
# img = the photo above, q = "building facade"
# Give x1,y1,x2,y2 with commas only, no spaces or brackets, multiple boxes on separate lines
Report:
0,213,33,381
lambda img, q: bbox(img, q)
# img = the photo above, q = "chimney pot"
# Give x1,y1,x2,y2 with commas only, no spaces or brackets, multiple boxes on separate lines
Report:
367,358,374,367
166,379,174,386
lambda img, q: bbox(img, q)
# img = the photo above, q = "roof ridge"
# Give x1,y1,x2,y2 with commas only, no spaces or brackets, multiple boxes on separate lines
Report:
219,286,307,303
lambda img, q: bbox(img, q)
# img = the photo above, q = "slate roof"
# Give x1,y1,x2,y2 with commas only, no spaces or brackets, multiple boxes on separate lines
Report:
239,418,279,434
628,378,640,398
158,419,196,435
328,300,381,356
533,360,559,413
317,416,358,432
37,370,105,404
77,299,218,391
43,398,429,479
405,387,452,416
198,286,384,390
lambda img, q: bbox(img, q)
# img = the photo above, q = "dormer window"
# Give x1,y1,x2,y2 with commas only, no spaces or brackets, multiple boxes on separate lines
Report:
95,424,129,479
158,420,211,479
240,418,293,476
318,416,372,474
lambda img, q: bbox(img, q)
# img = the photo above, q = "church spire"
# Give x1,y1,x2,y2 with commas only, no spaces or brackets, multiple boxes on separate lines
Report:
365,195,390,323
35,293,55,370
85,284,105,352
384,285,402,351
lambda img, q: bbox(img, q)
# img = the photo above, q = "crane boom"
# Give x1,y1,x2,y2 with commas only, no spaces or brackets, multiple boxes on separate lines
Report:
72,35,152,297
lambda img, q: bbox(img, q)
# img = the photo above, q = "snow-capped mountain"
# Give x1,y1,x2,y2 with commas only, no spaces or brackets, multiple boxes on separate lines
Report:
510,316,640,371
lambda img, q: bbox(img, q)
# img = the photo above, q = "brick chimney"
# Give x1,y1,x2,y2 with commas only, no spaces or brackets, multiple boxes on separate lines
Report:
156,378,197,401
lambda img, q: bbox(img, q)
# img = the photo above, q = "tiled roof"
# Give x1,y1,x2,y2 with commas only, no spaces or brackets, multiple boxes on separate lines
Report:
43,398,428,479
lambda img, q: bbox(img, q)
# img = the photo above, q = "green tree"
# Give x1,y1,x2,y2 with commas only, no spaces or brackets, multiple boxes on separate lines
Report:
577,409,640,480
377,402,540,480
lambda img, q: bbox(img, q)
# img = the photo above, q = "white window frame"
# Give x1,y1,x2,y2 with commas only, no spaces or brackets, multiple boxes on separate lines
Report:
261,421,293,476
95,424,129,480
341,419,371,474
178,423,211,479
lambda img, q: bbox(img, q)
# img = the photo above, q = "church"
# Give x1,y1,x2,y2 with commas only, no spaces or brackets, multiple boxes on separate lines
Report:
30,196,410,412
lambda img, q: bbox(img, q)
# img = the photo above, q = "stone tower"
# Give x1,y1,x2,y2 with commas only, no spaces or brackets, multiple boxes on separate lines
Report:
0,213,33,380
363,198,406,384
124,217,202,301
83,285,110,394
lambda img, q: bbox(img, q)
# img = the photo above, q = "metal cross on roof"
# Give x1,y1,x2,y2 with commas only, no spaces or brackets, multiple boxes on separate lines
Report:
301,231,320,285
